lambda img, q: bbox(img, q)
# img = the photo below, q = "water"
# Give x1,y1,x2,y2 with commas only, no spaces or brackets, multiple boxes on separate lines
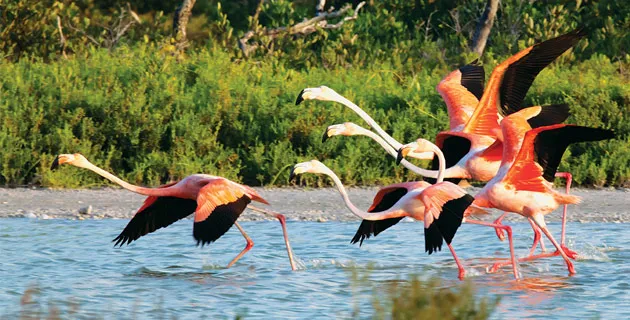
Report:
0,219,628,319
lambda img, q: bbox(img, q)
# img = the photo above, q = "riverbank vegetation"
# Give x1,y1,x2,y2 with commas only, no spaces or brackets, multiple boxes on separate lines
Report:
1,0,629,187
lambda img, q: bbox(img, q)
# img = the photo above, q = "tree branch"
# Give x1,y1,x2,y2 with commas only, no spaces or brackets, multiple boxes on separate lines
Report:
173,0,196,49
471,0,499,56
56,16,67,59
239,1,365,57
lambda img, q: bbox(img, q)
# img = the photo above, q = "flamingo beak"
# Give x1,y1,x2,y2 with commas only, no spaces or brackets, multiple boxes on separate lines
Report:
396,147,410,165
51,155,61,170
295,89,306,105
289,164,309,182
321,128,337,143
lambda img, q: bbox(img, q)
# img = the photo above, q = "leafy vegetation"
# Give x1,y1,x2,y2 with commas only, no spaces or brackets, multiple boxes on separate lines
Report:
349,268,499,319
1,0,629,187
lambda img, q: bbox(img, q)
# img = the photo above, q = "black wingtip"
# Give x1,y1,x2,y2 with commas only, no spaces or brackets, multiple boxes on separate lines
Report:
288,168,297,182
50,155,60,170
295,89,305,105
321,130,330,143
424,194,471,255
396,148,404,165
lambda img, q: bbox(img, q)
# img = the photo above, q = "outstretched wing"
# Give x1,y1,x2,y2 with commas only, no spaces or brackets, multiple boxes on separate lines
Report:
504,124,614,192
499,28,586,116
351,187,408,246
437,60,485,130
112,182,197,246
420,183,470,254
193,179,253,246
113,196,197,246
424,133,472,185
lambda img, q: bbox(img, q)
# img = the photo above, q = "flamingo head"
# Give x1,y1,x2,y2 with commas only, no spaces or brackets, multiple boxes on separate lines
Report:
322,122,364,143
396,139,437,164
289,160,329,181
295,86,338,105
51,153,90,170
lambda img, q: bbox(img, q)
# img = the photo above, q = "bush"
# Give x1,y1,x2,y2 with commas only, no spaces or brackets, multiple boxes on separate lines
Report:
1,46,627,187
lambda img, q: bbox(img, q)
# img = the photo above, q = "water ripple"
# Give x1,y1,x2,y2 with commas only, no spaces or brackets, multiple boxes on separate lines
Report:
0,219,628,318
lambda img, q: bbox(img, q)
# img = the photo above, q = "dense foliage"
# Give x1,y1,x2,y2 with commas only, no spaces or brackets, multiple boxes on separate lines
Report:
1,0,629,187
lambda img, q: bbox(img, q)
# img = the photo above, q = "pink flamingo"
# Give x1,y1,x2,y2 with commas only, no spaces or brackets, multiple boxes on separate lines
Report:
290,139,520,280
51,153,297,270
471,110,614,275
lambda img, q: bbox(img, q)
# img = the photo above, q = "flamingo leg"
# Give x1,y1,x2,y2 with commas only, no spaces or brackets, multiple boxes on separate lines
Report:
555,172,572,247
493,212,508,241
489,247,577,271
226,222,254,268
527,218,545,256
532,213,576,275
465,219,519,280
248,205,297,271
447,243,466,280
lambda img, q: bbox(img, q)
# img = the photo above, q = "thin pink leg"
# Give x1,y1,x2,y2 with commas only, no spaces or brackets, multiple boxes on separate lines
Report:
493,212,508,241
527,218,542,256
555,172,572,246
538,223,576,275
248,205,297,271
227,222,254,268
465,219,519,280
447,243,466,280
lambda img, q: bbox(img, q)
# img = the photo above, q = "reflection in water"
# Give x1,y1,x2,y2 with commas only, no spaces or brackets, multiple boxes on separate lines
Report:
0,219,628,319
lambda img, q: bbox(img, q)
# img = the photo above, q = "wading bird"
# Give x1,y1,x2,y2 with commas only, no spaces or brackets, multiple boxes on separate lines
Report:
51,153,297,270
470,114,614,275
290,139,520,280
296,28,586,248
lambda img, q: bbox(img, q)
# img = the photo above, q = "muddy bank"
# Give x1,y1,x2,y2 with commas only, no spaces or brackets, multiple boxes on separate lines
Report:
0,187,628,223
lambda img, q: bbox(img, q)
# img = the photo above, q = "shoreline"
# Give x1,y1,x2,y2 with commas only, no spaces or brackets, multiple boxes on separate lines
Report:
1,187,628,223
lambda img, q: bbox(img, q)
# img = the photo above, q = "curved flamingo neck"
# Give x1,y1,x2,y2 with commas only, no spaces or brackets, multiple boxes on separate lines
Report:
356,128,439,179
430,143,446,183
77,161,174,197
330,93,402,149
319,167,404,221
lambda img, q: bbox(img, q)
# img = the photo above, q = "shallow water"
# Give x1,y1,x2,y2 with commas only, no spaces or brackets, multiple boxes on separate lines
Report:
0,219,628,319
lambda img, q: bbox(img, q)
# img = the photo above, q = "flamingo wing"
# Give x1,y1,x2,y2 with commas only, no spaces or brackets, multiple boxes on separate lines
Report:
505,124,614,191
420,183,471,254
351,187,408,246
526,103,570,128
437,61,485,130
458,61,485,100
193,179,254,246
113,182,197,246
499,28,586,116
424,133,472,184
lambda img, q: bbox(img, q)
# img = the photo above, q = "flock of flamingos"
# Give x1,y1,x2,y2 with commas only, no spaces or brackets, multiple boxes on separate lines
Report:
51,28,615,281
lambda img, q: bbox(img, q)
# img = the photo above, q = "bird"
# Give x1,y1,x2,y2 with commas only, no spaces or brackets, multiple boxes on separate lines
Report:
290,139,520,280
470,109,614,275
51,153,297,270
397,104,571,258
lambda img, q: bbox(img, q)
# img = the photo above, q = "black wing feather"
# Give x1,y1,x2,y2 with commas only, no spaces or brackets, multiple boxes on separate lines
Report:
527,104,570,128
113,197,197,247
534,125,614,182
499,28,586,116
193,196,251,246
459,60,485,100
425,136,471,185
424,194,472,255
350,188,408,246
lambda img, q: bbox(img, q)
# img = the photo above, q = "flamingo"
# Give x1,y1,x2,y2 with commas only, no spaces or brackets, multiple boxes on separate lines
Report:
290,139,521,280
470,109,614,275
51,153,297,270
296,29,585,247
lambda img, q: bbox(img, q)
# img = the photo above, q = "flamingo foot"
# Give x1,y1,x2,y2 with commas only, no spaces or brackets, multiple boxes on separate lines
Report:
493,213,508,241
561,245,579,260
458,268,466,280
